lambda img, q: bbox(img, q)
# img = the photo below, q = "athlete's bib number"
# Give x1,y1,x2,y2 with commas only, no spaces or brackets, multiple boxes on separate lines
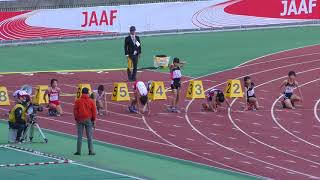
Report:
50,93,59,101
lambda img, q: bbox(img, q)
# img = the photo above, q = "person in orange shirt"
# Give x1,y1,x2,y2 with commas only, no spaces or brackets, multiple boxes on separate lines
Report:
73,88,97,156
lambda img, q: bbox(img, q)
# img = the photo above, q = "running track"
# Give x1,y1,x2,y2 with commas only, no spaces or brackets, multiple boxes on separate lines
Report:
1,45,320,179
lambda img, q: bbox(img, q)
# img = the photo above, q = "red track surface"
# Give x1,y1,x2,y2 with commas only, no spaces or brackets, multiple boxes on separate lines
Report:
0,11,112,40
1,45,320,179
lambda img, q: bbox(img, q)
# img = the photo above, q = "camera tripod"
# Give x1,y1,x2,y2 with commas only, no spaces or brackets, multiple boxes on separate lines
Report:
21,116,48,143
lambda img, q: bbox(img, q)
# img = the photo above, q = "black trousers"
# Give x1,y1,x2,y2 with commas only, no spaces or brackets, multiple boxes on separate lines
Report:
9,122,26,141
127,55,139,81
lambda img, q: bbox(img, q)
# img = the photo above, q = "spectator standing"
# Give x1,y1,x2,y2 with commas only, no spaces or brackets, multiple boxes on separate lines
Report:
73,88,97,155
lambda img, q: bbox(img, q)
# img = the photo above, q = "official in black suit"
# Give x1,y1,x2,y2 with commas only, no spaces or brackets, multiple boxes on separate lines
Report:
124,26,141,81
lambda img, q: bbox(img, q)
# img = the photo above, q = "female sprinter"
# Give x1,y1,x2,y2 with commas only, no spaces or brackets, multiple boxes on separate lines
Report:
169,57,186,113
129,81,150,115
44,79,63,116
202,88,231,112
280,71,303,109
91,85,107,116
244,76,259,111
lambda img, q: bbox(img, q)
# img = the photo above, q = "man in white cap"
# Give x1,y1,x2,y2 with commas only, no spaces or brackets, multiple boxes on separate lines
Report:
8,90,30,143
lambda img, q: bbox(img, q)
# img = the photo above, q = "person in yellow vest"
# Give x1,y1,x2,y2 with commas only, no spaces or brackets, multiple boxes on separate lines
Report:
8,90,30,143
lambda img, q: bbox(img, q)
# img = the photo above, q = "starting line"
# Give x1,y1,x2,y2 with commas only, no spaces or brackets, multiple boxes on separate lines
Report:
0,145,73,168
0,144,146,180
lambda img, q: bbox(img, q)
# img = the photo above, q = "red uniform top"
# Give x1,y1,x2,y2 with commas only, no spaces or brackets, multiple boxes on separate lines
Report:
48,87,60,106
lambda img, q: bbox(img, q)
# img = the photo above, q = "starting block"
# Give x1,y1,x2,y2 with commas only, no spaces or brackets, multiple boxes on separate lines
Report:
225,79,243,98
112,83,130,101
0,86,10,106
76,84,92,99
33,85,48,105
148,81,166,100
186,80,205,99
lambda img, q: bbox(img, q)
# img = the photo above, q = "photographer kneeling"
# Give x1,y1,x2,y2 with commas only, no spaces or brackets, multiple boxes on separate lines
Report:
8,91,30,143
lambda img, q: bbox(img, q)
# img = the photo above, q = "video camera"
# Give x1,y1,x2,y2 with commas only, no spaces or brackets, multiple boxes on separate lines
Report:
27,103,43,123
16,85,48,143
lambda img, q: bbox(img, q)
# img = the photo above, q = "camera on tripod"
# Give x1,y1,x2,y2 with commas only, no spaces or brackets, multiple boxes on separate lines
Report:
18,85,48,143
27,103,44,123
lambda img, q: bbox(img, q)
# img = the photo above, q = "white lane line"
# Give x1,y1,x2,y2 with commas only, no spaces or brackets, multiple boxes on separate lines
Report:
186,138,195,141
240,161,252,165
228,137,237,140
252,123,262,126
235,46,320,69
312,135,320,138
61,111,148,131
194,120,203,123
292,130,301,134
141,117,264,179
224,157,232,160
284,160,296,163
266,156,276,159
203,153,211,155
177,116,184,119
270,136,279,139
238,49,320,69
249,141,256,144
0,107,171,147
310,165,319,168
271,78,320,150
311,154,319,158
251,132,261,135
184,52,320,179
21,73,34,76
293,112,303,116
265,166,274,170
5,145,145,180
293,121,302,124
314,99,320,124
154,121,162,124
225,71,320,171
62,99,143,121
210,133,218,136
212,123,222,127
232,127,238,131
206,142,215,146
168,134,176,137
289,150,297,153
291,140,299,143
